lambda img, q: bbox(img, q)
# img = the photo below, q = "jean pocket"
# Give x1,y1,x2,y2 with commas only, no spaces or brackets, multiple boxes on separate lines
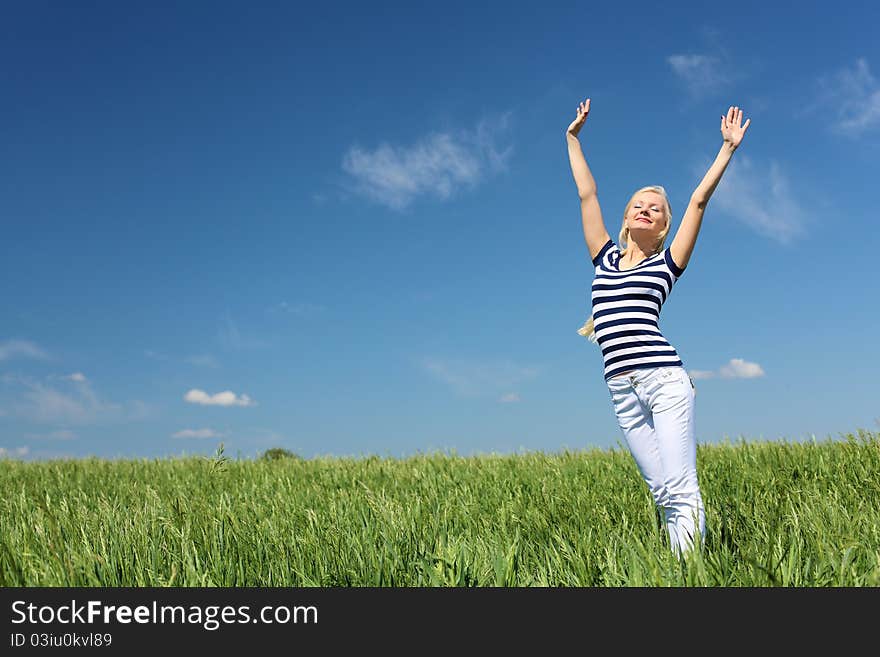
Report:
654,366,689,389
657,367,678,381
667,368,696,397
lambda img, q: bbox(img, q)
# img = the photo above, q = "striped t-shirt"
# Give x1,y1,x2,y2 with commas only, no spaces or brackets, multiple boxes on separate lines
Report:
591,239,686,380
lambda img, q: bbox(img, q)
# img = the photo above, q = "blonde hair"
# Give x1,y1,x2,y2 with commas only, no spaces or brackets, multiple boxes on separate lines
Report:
578,185,673,343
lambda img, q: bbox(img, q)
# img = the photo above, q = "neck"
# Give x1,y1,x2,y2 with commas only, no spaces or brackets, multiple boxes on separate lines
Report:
624,235,657,260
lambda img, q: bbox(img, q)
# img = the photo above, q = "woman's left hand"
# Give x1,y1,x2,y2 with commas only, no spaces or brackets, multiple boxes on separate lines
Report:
721,105,750,149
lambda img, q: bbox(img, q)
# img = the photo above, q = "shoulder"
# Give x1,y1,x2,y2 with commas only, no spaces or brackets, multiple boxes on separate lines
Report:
592,239,617,267
662,246,686,278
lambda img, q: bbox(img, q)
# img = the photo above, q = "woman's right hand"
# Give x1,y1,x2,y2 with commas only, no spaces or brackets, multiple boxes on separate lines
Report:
566,98,590,137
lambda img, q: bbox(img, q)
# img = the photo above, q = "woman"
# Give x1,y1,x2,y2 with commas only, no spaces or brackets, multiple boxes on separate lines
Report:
565,98,750,555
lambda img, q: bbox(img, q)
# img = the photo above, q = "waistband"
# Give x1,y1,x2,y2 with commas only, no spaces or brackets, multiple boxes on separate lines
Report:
606,364,686,389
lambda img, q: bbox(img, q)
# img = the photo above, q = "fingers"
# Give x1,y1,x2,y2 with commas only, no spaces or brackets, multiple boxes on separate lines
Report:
721,106,751,131
726,105,747,125
719,105,751,145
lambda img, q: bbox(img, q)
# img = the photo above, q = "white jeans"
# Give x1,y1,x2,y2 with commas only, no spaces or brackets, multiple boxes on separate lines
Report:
606,365,705,555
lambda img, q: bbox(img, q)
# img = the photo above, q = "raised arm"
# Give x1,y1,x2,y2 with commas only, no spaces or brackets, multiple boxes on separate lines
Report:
566,98,611,261
670,105,751,270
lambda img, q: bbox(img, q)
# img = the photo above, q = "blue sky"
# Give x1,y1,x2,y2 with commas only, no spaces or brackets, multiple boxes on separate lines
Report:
1,1,878,460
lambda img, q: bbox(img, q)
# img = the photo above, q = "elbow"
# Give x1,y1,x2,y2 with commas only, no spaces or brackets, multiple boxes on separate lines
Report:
579,187,598,201
689,194,708,208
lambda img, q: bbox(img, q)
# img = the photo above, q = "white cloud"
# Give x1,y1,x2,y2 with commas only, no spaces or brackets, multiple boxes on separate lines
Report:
0,339,49,362
341,113,513,210
810,58,880,136
499,392,521,403
690,358,765,380
421,357,538,398
67,372,87,382
184,389,256,407
719,358,765,379
0,446,30,458
172,428,225,439
703,155,807,244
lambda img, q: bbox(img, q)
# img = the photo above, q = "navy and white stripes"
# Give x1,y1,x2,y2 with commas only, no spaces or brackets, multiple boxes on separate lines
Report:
591,239,687,380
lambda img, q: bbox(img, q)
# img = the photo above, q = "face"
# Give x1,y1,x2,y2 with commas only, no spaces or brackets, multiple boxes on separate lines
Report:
626,192,668,237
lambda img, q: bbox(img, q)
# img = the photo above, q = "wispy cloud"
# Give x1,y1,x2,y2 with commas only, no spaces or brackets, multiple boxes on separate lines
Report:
499,392,521,404
666,27,753,101
128,400,152,421
667,54,728,98
185,355,220,368
701,155,807,244
184,389,256,407
13,379,121,425
23,429,77,441
237,428,290,453
172,428,226,439
4,375,150,425
689,358,765,380
218,313,270,351
268,301,326,317
48,372,87,383
688,369,717,381
147,350,220,368
341,113,514,210
0,446,30,458
421,356,538,398
806,58,880,137
0,339,49,362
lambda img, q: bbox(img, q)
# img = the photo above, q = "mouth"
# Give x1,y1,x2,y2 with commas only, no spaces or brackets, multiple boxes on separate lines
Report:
635,217,651,224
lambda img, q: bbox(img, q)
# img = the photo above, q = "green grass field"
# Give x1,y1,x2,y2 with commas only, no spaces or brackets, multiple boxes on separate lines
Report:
2,431,878,586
